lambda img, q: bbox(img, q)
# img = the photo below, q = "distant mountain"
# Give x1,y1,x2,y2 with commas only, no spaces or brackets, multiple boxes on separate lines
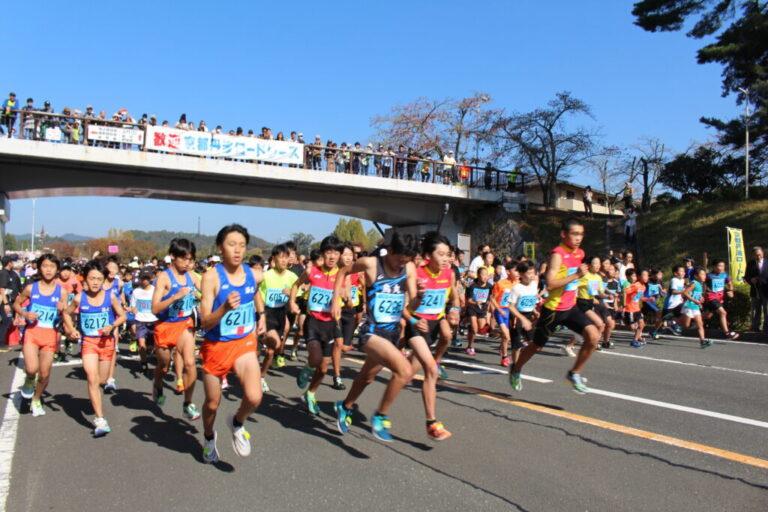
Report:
11,233,92,243
126,230,273,252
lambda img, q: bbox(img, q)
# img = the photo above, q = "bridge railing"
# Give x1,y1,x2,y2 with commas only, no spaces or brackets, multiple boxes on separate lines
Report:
3,109,526,192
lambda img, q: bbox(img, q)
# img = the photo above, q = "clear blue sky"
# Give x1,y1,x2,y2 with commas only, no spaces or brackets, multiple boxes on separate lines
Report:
4,0,736,241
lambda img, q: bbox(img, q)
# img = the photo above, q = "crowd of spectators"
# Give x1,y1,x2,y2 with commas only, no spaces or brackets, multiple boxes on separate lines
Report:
0,91,522,189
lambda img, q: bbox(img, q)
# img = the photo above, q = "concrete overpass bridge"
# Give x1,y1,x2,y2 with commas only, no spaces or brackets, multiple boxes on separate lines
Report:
0,137,526,253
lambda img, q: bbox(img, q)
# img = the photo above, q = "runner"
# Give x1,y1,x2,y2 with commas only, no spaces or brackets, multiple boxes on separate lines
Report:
199,224,264,462
565,256,608,354
289,236,343,415
331,232,426,441
659,265,686,336
65,259,127,437
464,266,493,356
256,244,297,393
509,218,601,394
623,269,648,348
644,269,665,340
56,260,82,359
331,243,361,390
704,259,739,340
600,257,619,349
130,271,157,373
677,267,713,348
102,257,124,393
489,262,516,367
14,254,68,416
507,261,540,365
150,239,201,420
401,231,456,440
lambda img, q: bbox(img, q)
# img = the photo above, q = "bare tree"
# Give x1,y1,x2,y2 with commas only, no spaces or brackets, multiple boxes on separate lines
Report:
588,146,624,248
492,92,598,208
633,137,669,212
371,92,498,160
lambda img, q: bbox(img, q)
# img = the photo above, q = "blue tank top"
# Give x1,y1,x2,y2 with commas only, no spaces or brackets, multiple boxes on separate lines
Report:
27,282,62,329
79,291,116,337
366,256,408,331
157,269,196,323
105,278,122,298
205,264,257,342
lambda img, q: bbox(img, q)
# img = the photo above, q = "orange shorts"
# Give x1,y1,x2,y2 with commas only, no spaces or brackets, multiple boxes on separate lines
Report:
154,318,194,349
201,331,258,378
82,336,115,361
23,327,58,353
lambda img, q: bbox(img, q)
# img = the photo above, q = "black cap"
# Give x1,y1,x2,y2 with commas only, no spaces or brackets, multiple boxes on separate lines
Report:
44,100,51,106
1,255,14,266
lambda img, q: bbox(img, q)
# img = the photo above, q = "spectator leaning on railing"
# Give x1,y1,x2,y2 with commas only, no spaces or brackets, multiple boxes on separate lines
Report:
1,92,18,137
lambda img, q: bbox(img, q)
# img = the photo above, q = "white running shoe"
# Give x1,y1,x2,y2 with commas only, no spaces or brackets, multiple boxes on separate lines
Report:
203,432,219,463
221,376,230,391
562,345,577,357
104,378,117,393
31,399,45,417
261,378,270,393
93,417,111,437
229,415,252,457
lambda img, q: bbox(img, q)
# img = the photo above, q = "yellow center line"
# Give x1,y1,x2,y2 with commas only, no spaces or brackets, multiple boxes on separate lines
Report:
343,356,768,470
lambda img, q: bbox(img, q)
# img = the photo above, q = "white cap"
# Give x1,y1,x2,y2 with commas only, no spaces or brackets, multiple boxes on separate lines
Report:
164,255,172,264
211,255,221,263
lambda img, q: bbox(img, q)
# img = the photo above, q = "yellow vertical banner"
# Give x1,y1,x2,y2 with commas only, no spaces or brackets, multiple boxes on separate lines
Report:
726,227,746,281
523,242,536,262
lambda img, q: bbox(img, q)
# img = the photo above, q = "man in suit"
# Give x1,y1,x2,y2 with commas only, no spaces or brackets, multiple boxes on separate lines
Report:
744,246,768,333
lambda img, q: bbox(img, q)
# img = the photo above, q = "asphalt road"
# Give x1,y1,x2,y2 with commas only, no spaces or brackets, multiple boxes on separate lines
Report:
1,331,767,512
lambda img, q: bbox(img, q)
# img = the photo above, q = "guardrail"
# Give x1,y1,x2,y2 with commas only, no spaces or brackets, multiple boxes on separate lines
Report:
2,109,526,192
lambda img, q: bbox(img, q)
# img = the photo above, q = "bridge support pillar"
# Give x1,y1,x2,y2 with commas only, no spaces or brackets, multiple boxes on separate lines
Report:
0,193,9,255
383,202,471,250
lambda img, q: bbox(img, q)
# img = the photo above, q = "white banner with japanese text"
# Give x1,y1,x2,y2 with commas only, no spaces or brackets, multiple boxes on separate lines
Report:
87,124,145,145
145,126,303,165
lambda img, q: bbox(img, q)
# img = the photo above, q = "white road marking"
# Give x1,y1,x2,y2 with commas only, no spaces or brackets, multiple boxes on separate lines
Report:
597,350,768,377
440,358,552,383
588,387,768,429
0,357,25,512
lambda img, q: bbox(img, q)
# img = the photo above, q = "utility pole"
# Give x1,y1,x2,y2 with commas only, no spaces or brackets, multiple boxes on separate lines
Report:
197,216,201,237
738,87,750,200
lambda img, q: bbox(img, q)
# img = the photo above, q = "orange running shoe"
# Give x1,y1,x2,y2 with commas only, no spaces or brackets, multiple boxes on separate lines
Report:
175,378,185,394
427,421,453,441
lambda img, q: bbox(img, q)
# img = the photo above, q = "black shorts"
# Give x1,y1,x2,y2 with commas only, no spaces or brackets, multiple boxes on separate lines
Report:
532,307,593,348
641,303,660,317
306,316,340,357
662,304,683,318
467,304,488,317
358,322,401,347
623,311,644,325
265,307,287,334
405,318,443,346
511,311,535,349
576,298,594,313
703,300,723,313
297,297,308,315
340,308,358,346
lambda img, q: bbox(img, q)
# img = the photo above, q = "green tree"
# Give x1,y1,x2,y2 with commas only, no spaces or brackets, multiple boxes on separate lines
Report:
290,232,315,256
632,1,768,166
365,228,383,250
4,233,18,251
660,145,743,194
332,218,368,246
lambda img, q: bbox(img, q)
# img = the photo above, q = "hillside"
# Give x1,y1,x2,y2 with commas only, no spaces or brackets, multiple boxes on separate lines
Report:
515,199,768,270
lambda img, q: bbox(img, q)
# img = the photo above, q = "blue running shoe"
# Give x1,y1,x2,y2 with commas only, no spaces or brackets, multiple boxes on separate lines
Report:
566,372,589,394
630,340,643,349
296,365,313,390
334,401,352,434
437,364,448,380
371,414,394,442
